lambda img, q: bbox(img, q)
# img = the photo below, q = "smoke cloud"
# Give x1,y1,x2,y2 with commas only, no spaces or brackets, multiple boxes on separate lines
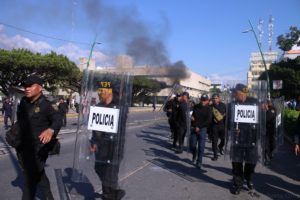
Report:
81,0,190,80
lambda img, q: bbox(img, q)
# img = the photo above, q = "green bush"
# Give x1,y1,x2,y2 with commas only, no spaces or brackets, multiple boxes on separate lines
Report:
283,108,299,137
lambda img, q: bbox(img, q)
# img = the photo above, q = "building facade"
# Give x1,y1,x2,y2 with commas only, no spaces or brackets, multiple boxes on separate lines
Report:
79,56,211,99
247,51,278,89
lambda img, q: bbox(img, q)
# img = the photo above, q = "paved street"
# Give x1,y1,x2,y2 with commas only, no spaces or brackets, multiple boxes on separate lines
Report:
0,111,299,200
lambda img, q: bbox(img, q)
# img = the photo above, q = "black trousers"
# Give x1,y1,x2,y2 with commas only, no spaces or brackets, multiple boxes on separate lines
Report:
61,113,67,126
176,127,187,149
211,124,225,157
22,168,53,200
95,162,119,188
17,149,53,200
265,131,275,161
232,162,256,188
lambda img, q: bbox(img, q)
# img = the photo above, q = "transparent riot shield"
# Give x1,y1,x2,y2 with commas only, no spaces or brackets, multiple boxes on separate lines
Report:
71,70,132,198
224,81,267,165
272,97,285,152
8,87,24,124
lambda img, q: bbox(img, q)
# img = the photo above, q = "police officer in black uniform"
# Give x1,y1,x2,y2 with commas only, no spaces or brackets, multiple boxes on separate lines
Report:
17,75,62,200
90,79,126,200
174,92,189,153
58,97,68,127
2,97,13,129
229,84,259,195
211,93,226,161
163,94,176,140
264,100,276,165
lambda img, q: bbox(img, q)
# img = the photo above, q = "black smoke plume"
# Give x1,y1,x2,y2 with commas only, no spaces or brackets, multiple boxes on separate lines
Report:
82,1,191,81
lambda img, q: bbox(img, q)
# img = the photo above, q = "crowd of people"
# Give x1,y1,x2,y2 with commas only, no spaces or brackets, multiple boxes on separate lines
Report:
163,83,291,195
2,74,300,199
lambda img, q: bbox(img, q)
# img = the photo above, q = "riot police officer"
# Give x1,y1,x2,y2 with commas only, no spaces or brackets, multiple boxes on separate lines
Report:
17,75,62,200
264,100,276,165
163,94,177,140
174,92,189,153
90,79,126,200
228,83,260,195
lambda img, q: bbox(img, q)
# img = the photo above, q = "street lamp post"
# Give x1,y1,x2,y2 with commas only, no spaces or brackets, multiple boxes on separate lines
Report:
243,20,271,100
81,36,101,94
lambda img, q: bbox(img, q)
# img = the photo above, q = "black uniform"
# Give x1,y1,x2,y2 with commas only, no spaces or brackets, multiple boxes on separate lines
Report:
58,101,68,126
211,102,226,159
174,101,189,152
229,96,259,193
265,105,276,165
17,94,62,200
190,103,212,166
91,100,127,200
2,99,13,129
164,98,179,143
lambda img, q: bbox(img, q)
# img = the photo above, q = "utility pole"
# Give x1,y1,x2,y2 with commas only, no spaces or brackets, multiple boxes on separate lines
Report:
243,20,271,99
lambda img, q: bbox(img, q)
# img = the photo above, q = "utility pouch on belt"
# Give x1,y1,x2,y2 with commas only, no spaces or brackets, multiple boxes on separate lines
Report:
212,107,224,123
5,122,21,148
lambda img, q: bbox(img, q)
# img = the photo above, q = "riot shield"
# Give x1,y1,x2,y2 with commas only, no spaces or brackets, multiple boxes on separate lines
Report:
72,70,132,197
8,87,24,124
272,97,285,152
224,81,267,165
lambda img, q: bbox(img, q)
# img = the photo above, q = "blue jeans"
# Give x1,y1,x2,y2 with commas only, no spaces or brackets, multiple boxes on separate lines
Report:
190,128,207,164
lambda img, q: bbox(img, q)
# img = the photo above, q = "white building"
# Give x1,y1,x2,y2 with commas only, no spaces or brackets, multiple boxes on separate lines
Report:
247,51,278,89
79,56,211,98
280,44,300,61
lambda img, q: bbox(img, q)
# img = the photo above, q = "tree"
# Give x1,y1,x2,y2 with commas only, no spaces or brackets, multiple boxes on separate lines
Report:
0,49,82,96
277,26,300,52
260,56,300,99
132,76,167,105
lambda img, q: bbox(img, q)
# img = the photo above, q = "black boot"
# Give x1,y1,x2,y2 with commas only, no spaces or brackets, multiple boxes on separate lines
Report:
114,189,126,200
101,186,114,200
232,185,242,195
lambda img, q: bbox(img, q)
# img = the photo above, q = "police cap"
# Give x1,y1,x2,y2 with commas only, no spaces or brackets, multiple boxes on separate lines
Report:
200,94,209,101
234,83,248,93
97,78,113,94
24,75,44,87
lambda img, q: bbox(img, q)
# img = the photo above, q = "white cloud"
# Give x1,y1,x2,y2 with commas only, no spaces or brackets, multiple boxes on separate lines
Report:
56,43,110,64
0,28,110,65
0,33,52,52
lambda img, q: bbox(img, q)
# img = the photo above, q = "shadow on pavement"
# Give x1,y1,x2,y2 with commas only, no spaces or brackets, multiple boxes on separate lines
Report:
61,167,99,200
149,157,230,191
255,172,300,200
137,123,300,199
268,141,300,181
252,141,300,199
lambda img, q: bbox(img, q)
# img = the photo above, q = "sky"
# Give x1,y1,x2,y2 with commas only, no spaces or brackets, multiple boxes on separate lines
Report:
0,0,299,83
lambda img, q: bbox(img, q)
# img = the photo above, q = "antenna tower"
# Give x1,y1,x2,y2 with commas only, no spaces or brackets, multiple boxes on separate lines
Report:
258,17,264,48
268,15,274,51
